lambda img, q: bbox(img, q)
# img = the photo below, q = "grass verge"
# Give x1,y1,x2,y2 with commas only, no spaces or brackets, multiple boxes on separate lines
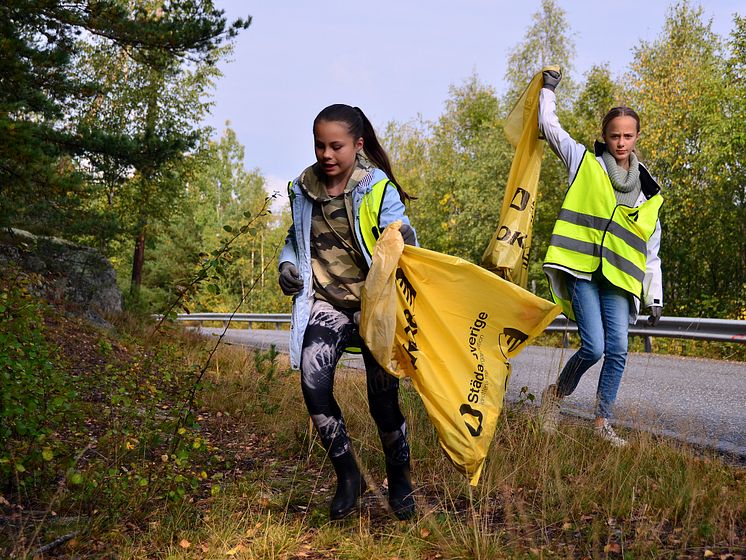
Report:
1,271,744,558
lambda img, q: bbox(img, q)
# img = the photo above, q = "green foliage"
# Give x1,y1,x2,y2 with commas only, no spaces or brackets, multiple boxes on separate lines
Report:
385,1,745,318
155,199,279,323
134,127,290,315
248,346,292,416
387,75,512,263
0,304,235,556
567,64,621,147
63,340,217,518
0,0,250,238
503,0,576,105
628,2,745,317
383,117,431,206
0,1,253,309
0,270,76,487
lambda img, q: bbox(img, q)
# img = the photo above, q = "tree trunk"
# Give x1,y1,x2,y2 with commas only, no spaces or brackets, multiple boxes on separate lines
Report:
130,226,146,298
129,68,160,301
260,232,265,287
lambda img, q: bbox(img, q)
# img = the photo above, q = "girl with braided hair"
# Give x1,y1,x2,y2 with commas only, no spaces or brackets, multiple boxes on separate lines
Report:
538,70,664,447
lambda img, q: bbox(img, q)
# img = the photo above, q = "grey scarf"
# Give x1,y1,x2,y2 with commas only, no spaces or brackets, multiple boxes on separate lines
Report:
602,150,641,206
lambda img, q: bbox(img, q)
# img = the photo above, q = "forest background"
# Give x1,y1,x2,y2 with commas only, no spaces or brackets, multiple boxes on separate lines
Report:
2,0,745,320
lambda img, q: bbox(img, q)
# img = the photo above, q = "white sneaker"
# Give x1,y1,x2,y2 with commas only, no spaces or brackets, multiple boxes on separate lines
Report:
595,419,627,447
540,384,561,433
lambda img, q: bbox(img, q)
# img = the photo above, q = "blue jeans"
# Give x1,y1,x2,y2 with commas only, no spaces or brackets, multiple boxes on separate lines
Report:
556,274,631,419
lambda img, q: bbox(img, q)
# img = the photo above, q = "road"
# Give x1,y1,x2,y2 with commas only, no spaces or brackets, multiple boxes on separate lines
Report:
198,327,746,458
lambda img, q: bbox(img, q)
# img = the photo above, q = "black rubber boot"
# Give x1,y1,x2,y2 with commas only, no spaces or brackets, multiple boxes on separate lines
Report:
329,451,367,520
386,460,415,520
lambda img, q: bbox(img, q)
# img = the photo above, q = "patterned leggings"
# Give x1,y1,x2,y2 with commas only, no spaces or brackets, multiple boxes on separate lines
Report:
301,299,409,464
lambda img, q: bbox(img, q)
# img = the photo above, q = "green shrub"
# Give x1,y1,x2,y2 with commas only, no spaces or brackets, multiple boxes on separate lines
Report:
0,269,77,489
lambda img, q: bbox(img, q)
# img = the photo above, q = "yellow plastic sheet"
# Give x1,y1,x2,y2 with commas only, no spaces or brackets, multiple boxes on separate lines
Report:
481,66,560,287
361,222,560,485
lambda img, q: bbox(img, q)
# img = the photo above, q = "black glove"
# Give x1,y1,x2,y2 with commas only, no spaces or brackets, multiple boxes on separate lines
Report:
543,69,561,91
278,262,303,295
400,223,417,246
646,306,662,327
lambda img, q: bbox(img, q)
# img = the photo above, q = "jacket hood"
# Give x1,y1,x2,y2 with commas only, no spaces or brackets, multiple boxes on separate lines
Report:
297,154,384,201
297,164,328,201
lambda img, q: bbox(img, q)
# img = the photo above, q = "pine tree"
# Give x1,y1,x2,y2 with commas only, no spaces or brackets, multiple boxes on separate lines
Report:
0,0,250,236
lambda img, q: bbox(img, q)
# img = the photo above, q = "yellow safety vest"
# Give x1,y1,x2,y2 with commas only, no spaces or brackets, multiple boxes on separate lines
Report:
285,174,402,360
346,177,390,354
357,178,390,261
544,152,663,318
287,176,390,259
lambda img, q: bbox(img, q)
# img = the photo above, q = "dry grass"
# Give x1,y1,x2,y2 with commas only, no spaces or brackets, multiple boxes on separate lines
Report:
2,312,744,559
157,326,746,559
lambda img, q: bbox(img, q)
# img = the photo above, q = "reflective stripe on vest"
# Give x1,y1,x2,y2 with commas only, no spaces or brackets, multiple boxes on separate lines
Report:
545,151,662,314
357,178,390,261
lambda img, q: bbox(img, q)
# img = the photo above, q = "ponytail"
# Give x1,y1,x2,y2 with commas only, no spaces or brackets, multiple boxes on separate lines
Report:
353,107,414,202
313,104,415,202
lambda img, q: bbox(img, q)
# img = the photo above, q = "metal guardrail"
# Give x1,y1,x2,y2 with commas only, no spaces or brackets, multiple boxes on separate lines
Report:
175,313,290,329
546,316,746,343
545,315,746,351
175,313,746,347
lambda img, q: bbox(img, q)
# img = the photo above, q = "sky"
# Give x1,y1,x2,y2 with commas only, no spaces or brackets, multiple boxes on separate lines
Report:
202,1,743,203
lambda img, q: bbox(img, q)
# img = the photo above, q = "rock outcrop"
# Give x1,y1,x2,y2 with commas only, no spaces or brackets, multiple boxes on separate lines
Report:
0,228,123,325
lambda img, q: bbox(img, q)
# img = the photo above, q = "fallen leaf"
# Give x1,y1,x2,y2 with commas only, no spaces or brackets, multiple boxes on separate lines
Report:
420,528,431,538
562,522,573,530
226,544,248,556
603,543,621,554
200,544,210,553
179,539,191,549
704,551,715,558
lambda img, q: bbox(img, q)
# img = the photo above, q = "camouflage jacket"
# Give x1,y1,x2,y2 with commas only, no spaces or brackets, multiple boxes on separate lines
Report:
279,166,416,369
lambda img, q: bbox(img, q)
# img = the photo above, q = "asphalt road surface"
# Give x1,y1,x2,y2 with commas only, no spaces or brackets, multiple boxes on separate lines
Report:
198,327,746,458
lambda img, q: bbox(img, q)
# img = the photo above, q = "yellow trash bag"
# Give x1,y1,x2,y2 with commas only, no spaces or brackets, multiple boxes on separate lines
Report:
481,65,560,288
361,222,560,485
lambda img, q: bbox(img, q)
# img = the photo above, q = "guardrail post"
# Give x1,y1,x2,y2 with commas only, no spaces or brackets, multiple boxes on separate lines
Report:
644,335,652,353
562,332,569,348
